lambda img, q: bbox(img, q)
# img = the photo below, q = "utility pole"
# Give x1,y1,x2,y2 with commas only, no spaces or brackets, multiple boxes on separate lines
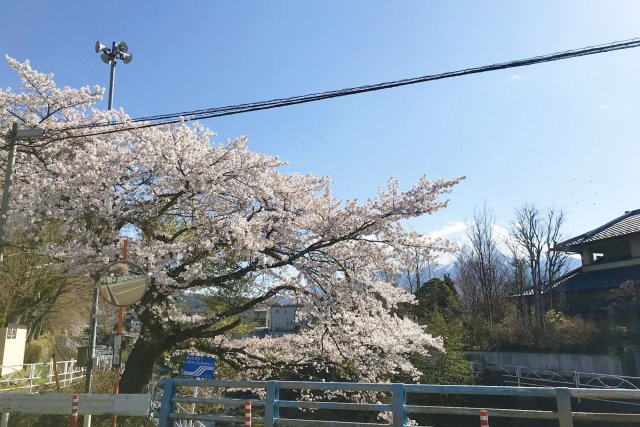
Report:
84,273,100,393
83,41,133,427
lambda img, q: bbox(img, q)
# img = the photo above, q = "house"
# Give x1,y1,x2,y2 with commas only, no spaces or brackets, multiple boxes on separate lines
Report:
0,324,28,376
266,304,297,336
549,209,640,327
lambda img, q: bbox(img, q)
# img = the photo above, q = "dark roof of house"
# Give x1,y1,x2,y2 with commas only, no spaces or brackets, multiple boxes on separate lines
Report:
554,209,640,251
517,267,582,296
556,264,640,293
517,263,640,296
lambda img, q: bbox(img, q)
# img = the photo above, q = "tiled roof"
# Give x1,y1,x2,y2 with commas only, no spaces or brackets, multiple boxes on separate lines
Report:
517,267,581,296
517,264,640,296
554,209,640,250
558,264,640,293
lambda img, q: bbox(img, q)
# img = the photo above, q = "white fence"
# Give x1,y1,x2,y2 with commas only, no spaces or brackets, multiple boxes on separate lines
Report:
0,356,112,394
473,363,640,389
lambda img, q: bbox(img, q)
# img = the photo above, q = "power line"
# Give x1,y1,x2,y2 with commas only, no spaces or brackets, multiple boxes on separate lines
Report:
44,37,640,142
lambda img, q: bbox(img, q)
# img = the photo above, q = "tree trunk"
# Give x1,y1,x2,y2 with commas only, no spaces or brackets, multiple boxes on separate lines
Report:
119,334,168,393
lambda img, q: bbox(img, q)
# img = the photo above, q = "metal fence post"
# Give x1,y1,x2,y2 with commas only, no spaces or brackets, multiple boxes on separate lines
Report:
391,383,406,427
0,413,9,427
555,387,573,427
158,378,176,427
264,381,279,427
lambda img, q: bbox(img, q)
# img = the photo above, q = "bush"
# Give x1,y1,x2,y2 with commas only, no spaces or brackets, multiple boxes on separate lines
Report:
475,310,609,354
24,336,53,363
24,342,43,364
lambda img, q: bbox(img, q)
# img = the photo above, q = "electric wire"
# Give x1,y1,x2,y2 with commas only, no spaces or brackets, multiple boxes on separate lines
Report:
42,37,640,143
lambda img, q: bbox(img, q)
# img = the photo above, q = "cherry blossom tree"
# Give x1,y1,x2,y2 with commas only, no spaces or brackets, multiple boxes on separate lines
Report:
1,57,463,392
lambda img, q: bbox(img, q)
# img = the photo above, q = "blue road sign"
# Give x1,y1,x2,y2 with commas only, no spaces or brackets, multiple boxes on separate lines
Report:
182,354,216,379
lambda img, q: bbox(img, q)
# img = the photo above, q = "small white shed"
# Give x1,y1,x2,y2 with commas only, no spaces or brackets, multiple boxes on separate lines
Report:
0,324,28,376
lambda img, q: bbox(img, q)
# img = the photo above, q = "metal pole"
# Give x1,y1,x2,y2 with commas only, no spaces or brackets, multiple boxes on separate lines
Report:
83,273,100,427
480,409,489,426
84,274,100,394
112,240,127,427
188,386,198,427
0,123,18,264
107,42,116,110
244,400,251,427
71,394,80,427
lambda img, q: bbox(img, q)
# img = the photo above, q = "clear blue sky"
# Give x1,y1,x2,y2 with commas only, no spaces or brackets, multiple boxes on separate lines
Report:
3,1,640,241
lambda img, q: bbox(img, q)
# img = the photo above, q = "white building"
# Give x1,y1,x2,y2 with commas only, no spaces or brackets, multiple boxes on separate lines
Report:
266,304,297,336
0,324,27,376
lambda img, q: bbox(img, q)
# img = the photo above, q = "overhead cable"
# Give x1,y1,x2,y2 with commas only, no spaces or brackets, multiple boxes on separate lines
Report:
46,37,640,142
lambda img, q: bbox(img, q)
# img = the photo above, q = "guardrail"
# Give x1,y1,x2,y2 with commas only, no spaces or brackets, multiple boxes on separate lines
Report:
154,379,640,427
0,393,150,426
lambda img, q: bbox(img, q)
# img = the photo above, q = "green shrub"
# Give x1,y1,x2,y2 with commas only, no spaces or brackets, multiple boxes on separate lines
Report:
24,343,43,364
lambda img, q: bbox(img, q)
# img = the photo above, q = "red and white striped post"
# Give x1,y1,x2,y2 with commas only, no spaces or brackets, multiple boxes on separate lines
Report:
480,409,489,427
70,394,79,427
244,400,252,427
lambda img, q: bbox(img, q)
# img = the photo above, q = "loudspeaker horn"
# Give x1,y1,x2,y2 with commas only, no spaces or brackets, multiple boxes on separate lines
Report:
100,53,111,64
117,41,129,53
95,41,108,53
121,53,133,64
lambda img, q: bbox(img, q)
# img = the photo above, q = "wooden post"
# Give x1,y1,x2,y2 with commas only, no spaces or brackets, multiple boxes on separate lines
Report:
52,354,62,393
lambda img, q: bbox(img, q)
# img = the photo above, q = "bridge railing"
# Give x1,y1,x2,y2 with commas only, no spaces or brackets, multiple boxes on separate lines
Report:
155,378,640,427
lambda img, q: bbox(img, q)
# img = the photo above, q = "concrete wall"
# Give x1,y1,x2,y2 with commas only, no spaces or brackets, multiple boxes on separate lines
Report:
0,324,28,376
465,350,624,375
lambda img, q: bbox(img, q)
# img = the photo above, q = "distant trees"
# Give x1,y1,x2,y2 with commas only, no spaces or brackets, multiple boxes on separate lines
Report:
509,204,568,328
0,235,88,342
455,206,510,326
451,203,571,351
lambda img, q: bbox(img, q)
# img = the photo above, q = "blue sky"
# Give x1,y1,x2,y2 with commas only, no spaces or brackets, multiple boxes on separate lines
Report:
3,1,640,242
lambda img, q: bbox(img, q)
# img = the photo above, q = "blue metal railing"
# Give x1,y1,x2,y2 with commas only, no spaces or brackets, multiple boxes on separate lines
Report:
156,378,640,427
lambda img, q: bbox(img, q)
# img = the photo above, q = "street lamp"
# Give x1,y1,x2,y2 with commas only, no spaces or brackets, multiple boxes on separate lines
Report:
0,124,45,264
95,41,133,110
